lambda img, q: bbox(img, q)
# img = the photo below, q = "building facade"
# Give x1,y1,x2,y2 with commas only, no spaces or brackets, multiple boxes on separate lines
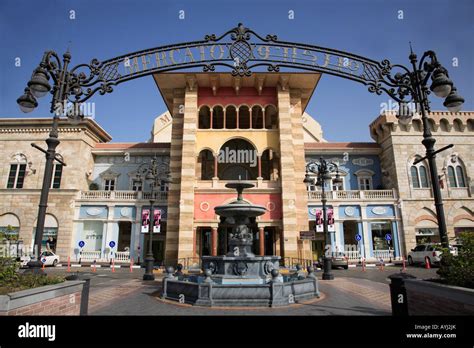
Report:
1,72,473,265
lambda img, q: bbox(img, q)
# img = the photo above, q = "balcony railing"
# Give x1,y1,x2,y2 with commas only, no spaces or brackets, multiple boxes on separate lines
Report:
79,190,168,202
307,189,397,201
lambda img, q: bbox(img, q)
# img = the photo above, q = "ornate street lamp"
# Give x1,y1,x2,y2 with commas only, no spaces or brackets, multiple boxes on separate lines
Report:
304,158,342,280
387,48,464,248
136,156,171,281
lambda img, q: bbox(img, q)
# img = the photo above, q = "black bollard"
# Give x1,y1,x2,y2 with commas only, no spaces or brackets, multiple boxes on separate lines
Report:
388,272,416,316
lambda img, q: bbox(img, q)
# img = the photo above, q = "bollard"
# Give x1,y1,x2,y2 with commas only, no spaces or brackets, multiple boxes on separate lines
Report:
67,256,71,273
402,257,406,272
388,273,416,316
130,258,133,273
379,258,385,271
80,277,91,316
361,258,366,272
112,258,115,273
92,260,96,272
42,260,45,271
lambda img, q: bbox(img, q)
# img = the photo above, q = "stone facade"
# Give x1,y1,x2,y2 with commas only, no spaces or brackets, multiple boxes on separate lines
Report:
370,111,474,253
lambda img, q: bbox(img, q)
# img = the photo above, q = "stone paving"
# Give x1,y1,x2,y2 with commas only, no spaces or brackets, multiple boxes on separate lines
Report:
90,276,392,316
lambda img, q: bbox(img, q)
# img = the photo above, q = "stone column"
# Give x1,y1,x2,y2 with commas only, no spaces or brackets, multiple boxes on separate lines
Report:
165,79,198,264
259,227,265,256
211,227,218,256
192,227,197,258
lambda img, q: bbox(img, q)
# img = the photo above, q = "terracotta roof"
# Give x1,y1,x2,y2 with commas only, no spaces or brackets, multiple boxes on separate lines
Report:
94,142,170,149
304,142,380,149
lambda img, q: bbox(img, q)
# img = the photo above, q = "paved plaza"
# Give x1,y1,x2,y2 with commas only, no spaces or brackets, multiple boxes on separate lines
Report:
46,266,438,316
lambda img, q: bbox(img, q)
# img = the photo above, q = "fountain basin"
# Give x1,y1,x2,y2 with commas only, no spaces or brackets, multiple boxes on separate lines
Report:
162,277,320,307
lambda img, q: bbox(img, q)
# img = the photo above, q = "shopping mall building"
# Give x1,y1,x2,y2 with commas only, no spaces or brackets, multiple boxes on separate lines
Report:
1,72,473,265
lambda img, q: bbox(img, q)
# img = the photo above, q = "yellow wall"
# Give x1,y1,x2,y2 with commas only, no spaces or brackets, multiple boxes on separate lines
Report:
195,129,280,155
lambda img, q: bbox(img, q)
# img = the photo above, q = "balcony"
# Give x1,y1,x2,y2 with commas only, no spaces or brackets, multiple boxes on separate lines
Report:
307,189,397,201
78,190,168,202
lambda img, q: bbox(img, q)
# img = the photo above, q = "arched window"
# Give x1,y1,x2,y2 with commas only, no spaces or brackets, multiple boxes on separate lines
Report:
0,213,20,241
447,157,467,188
467,119,474,132
34,214,58,253
453,119,463,132
198,106,211,129
252,105,264,129
212,106,224,129
239,105,250,129
411,157,429,188
225,105,237,129
440,119,450,132
260,149,279,180
411,166,420,188
197,150,215,180
218,139,258,180
412,119,422,132
265,105,278,129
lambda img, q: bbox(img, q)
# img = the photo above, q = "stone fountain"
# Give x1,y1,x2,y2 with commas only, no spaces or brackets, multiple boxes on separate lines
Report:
161,182,320,307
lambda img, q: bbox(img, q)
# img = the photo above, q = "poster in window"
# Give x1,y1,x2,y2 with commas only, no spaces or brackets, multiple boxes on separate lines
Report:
153,209,161,233
141,209,150,233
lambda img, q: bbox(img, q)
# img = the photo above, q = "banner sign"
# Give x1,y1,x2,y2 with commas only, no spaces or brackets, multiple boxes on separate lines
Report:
328,208,335,232
153,209,161,233
300,231,316,240
315,209,323,232
141,209,150,233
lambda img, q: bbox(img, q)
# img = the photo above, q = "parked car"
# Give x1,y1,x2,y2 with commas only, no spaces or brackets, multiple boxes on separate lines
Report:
407,243,455,267
20,251,60,268
316,252,349,270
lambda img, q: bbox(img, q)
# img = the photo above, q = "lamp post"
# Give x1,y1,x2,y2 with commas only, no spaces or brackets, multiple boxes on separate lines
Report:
388,48,464,248
136,156,171,281
304,158,342,280
16,52,77,270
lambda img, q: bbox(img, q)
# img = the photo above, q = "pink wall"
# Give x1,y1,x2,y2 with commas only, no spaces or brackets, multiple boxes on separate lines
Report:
198,87,277,107
194,192,282,221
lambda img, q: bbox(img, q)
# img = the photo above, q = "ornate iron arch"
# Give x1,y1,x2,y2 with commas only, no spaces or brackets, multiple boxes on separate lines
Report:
59,23,412,104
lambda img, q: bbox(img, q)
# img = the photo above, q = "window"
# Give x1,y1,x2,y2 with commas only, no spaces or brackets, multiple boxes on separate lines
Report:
104,179,115,191
415,228,439,244
371,222,392,250
7,164,26,189
332,178,344,191
410,159,430,189
358,177,372,190
51,164,63,189
448,164,466,188
132,179,142,191
355,170,373,190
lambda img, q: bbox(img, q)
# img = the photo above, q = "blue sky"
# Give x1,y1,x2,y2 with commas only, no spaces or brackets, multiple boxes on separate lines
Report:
0,0,472,142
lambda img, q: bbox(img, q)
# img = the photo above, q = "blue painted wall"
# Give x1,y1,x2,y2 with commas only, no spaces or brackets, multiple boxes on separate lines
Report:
305,154,383,190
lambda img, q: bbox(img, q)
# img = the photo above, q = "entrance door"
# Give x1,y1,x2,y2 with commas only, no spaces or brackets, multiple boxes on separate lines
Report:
198,227,211,256
264,227,275,255
118,221,132,251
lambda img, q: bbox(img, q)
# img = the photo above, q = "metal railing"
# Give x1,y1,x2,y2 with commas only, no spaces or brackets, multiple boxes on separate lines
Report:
345,250,361,261
280,257,313,269
79,250,101,261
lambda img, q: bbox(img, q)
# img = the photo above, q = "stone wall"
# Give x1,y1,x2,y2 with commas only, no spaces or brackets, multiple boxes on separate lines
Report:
370,111,474,254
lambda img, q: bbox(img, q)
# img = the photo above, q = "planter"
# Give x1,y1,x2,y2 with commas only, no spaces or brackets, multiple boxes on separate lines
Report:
405,279,474,315
0,280,86,316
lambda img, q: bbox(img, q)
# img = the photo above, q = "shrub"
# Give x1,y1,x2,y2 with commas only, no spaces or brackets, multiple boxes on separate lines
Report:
0,257,64,295
437,232,474,289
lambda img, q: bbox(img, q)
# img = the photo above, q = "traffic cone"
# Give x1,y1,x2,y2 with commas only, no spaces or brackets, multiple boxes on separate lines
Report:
362,258,366,272
67,256,71,273
42,260,45,271
130,258,133,273
92,260,96,272
379,259,385,271
112,258,115,273
402,256,406,272
425,256,431,269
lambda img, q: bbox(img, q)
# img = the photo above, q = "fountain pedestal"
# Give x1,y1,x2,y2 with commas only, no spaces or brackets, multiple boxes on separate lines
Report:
161,182,320,306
